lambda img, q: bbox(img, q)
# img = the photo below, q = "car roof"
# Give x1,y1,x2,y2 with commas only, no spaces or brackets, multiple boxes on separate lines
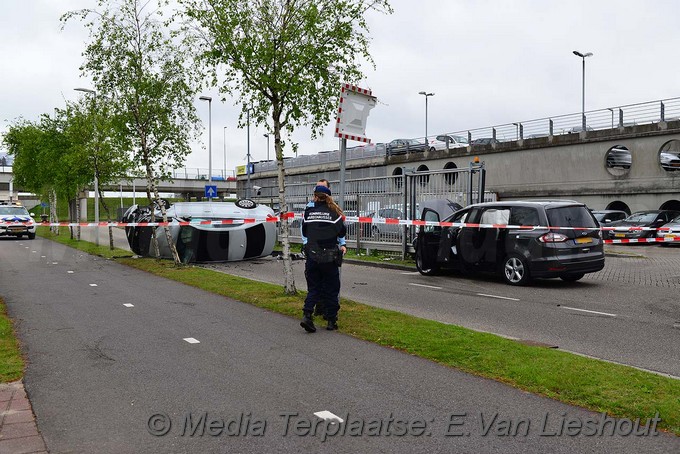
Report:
463,200,586,210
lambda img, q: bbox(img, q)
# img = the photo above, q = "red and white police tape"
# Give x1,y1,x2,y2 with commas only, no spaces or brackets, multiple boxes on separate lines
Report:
8,214,680,244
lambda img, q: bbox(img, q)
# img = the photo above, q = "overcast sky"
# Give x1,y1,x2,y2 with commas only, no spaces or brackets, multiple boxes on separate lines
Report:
2,0,679,172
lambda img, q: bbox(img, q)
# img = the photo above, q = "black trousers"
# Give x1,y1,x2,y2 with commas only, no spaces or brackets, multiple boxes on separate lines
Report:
303,259,340,319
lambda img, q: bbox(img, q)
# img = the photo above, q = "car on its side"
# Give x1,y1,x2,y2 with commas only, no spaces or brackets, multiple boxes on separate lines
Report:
428,134,469,151
656,214,680,246
591,210,628,226
0,203,37,239
414,200,604,285
386,139,427,155
605,210,680,240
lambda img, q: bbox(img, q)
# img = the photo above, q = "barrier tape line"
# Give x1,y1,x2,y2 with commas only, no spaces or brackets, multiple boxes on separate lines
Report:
12,213,680,234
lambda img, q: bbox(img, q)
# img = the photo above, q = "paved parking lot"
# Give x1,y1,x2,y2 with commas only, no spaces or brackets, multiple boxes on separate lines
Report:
587,245,680,287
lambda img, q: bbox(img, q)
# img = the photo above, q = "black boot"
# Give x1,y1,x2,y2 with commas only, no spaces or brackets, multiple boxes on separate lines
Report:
300,311,316,333
314,302,326,318
326,317,338,331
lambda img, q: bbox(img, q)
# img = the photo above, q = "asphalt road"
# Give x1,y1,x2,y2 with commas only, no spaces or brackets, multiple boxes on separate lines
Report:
206,247,680,379
1,236,678,453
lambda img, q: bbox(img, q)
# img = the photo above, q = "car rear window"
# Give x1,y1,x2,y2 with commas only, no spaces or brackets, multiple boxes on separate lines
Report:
546,206,597,228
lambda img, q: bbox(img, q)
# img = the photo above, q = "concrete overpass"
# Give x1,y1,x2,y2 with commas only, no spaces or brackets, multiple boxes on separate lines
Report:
240,97,680,214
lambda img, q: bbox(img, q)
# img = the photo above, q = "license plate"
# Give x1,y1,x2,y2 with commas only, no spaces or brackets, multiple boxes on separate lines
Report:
8,226,26,232
665,234,676,239
614,233,626,238
576,237,592,244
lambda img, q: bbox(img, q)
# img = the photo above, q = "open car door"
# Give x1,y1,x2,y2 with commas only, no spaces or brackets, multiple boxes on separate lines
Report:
415,208,442,275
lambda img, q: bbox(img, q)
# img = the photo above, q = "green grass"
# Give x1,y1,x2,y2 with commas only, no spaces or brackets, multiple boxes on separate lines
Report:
0,298,24,383
37,227,680,435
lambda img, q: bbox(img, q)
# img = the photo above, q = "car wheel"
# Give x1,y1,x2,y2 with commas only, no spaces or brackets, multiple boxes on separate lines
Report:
28,232,36,240
415,247,439,276
560,273,584,282
502,254,531,286
429,147,436,152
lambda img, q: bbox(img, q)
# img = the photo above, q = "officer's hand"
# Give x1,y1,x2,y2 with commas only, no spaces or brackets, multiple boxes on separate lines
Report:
340,246,347,255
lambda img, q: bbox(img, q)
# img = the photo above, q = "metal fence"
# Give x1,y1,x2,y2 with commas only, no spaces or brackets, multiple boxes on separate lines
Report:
281,163,490,256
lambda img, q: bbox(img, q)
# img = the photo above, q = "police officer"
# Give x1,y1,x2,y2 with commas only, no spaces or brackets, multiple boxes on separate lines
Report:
300,185,346,332
301,179,346,319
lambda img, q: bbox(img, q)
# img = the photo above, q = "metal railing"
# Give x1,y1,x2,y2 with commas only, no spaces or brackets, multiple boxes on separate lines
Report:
248,96,680,169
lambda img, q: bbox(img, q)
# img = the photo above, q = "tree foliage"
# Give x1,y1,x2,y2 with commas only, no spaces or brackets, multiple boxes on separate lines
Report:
181,0,391,293
62,0,203,264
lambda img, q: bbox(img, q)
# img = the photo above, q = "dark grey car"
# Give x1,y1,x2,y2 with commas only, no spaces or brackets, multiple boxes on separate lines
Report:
414,201,605,285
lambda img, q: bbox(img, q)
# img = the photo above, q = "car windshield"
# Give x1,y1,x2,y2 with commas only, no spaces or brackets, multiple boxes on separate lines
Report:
546,206,597,228
407,139,421,145
455,136,469,144
0,207,29,216
592,212,607,222
625,213,657,223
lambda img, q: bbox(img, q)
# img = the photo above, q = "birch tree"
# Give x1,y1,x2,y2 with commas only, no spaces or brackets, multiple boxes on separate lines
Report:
180,0,391,293
62,0,202,265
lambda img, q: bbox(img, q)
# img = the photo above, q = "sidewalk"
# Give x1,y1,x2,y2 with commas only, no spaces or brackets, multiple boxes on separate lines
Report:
0,381,46,454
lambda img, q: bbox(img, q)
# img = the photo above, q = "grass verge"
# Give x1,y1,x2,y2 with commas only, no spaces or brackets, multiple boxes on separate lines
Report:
38,227,680,435
0,297,24,383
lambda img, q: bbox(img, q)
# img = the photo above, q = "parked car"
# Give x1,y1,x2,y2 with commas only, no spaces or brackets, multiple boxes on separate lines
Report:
591,210,628,226
606,147,632,169
660,151,680,171
568,126,594,133
656,214,680,246
428,134,469,151
470,137,500,147
386,139,427,155
605,210,680,240
0,203,37,239
414,200,604,285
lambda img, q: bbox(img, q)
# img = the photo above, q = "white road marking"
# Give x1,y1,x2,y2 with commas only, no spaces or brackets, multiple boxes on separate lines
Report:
314,410,344,423
41,256,46,258
400,271,420,275
67,271,74,274
183,337,200,344
562,306,616,317
89,284,98,287
476,293,520,302
31,251,36,253
52,262,58,265
123,303,134,308
409,283,442,290
25,247,29,249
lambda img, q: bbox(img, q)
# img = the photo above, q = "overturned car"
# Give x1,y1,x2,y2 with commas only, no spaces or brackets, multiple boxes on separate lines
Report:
122,200,277,263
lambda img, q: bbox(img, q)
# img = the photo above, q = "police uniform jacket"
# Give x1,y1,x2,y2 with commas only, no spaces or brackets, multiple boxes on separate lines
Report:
301,202,346,250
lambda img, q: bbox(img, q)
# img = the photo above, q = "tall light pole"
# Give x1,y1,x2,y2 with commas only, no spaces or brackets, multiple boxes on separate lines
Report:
263,133,270,161
199,95,212,199
418,91,434,146
74,87,99,245
246,108,251,199
573,50,593,130
223,126,227,179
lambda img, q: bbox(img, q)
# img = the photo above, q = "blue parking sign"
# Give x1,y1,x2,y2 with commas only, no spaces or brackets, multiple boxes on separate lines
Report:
205,185,217,198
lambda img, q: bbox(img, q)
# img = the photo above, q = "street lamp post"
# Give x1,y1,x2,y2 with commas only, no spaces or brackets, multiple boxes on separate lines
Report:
573,50,593,131
223,126,227,179
199,95,212,199
418,91,434,147
263,133,270,161
74,87,99,245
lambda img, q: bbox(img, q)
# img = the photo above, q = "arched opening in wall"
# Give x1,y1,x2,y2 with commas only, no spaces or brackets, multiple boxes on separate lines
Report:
443,162,458,185
416,164,430,186
660,200,680,212
392,167,403,189
659,140,680,172
605,145,632,176
606,201,631,215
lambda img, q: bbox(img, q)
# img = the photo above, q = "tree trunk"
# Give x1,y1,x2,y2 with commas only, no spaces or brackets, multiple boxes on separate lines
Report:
75,193,81,241
152,180,182,266
144,163,161,258
273,119,296,294
97,185,115,250
49,189,58,235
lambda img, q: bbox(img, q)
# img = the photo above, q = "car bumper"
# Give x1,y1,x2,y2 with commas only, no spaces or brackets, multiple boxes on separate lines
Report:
0,225,36,236
530,255,605,278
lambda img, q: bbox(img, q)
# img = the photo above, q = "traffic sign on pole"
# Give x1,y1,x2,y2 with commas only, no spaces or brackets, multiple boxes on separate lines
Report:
205,185,217,199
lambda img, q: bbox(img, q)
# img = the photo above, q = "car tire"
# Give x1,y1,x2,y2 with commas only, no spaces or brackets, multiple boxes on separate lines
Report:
560,273,584,282
501,254,531,286
415,247,439,276
429,147,436,152
28,232,36,240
